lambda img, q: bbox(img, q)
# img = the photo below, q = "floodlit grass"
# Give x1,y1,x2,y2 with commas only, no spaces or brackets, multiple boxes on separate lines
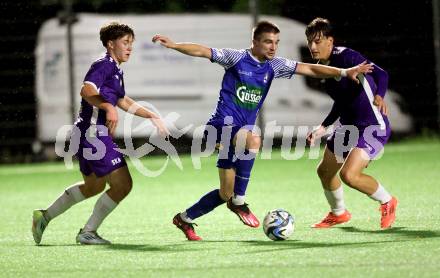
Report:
1,139,439,277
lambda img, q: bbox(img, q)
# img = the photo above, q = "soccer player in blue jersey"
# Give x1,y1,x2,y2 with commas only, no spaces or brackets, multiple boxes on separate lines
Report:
32,22,169,245
153,20,373,240
305,18,397,229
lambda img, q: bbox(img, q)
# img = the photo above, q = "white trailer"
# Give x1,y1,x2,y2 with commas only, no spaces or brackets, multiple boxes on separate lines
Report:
35,13,412,142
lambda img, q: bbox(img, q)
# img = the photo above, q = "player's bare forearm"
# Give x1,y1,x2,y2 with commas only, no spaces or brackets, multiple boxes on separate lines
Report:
152,34,211,59
117,96,159,119
295,63,343,78
80,84,113,111
174,43,211,59
295,61,373,82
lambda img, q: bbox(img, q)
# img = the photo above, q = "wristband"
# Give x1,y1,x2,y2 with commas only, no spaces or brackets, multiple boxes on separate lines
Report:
340,69,347,77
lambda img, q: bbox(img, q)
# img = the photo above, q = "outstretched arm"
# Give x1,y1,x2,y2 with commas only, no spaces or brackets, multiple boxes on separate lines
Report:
117,96,170,138
295,61,373,84
152,34,211,59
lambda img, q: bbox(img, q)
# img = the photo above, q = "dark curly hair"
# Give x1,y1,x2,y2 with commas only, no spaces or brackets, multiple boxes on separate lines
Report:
99,22,135,47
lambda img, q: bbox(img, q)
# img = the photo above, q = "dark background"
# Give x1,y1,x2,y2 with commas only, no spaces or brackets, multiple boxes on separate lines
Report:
0,0,438,163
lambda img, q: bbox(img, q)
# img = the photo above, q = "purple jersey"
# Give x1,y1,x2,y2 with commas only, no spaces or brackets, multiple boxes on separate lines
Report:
208,48,297,127
322,47,389,130
72,53,127,177
74,53,125,137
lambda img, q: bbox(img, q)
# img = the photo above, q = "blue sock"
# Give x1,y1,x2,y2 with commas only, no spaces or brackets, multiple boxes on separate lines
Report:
234,149,256,196
185,189,225,220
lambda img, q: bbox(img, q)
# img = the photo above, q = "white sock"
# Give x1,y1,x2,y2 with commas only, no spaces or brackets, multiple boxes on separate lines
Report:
324,186,346,216
83,193,118,232
232,194,245,205
46,183,86,221
180,212,193,223
369,183,392,204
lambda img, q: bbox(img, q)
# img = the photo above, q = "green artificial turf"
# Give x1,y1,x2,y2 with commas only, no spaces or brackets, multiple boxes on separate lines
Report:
1,138,439,277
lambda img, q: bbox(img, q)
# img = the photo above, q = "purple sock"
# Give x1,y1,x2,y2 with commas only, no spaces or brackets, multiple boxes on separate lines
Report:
186,189,225,220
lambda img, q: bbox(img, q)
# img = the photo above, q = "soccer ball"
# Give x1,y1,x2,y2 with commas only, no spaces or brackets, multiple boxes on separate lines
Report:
263,209,295,240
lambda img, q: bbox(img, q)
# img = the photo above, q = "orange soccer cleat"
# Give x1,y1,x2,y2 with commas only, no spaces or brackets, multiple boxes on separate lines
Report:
311,210,352,228
380,197,398,229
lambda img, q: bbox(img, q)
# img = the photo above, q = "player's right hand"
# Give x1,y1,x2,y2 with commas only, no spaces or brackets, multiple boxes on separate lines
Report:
307,125,326,146
152,34,175,48
347,61,374,84
105,106,118,136
151,117,170,139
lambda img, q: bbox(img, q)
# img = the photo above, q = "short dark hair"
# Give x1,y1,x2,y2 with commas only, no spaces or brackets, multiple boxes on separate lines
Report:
305,17,334,41
99,22,135,47
252,20,280,40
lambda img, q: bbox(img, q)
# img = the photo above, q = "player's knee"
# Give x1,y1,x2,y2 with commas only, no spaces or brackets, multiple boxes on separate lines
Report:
122,178,133,196
81,181,106,197
93,181,106,195
247,135,261,151
111,177,133,197
339,169,358,187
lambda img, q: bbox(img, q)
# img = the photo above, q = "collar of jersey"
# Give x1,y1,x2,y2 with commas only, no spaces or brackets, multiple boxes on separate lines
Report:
105,52,121,70
246,49,268,65
323,46,338,65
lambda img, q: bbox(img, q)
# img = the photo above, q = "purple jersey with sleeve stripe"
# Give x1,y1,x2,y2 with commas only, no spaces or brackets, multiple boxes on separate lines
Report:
208,48,297,127
74,53,125,136
322,46,390,130
71,53,127,177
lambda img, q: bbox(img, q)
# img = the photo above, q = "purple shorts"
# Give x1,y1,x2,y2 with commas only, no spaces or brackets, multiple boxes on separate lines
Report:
76,135,127,177
326,124,391,160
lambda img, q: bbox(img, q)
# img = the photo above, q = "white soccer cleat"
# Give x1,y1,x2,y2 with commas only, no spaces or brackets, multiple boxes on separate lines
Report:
76,229,111,245
32,209,49,245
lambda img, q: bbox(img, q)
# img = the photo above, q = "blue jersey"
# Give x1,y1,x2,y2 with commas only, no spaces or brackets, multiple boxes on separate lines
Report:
208,48,297,127
74,53,125,137
322,47,389,130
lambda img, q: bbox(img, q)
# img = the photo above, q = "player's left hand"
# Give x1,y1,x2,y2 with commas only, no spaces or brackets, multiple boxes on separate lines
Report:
151,117,170,139
152,34,176,49
346,61,374,84
307,125,327,146
373,95,388,115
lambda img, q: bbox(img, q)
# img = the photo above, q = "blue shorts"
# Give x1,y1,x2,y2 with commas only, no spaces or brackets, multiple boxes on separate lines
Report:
76,136,127,177
204,124,254,169
327,124,391,160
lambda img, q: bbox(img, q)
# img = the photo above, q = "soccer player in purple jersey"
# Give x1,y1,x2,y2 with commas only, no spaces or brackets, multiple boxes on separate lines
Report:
305,18,398,229
152,21,373,241
32,22,169,245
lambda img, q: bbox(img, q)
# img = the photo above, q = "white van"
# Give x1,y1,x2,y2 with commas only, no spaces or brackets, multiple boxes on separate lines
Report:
35,13,412,142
